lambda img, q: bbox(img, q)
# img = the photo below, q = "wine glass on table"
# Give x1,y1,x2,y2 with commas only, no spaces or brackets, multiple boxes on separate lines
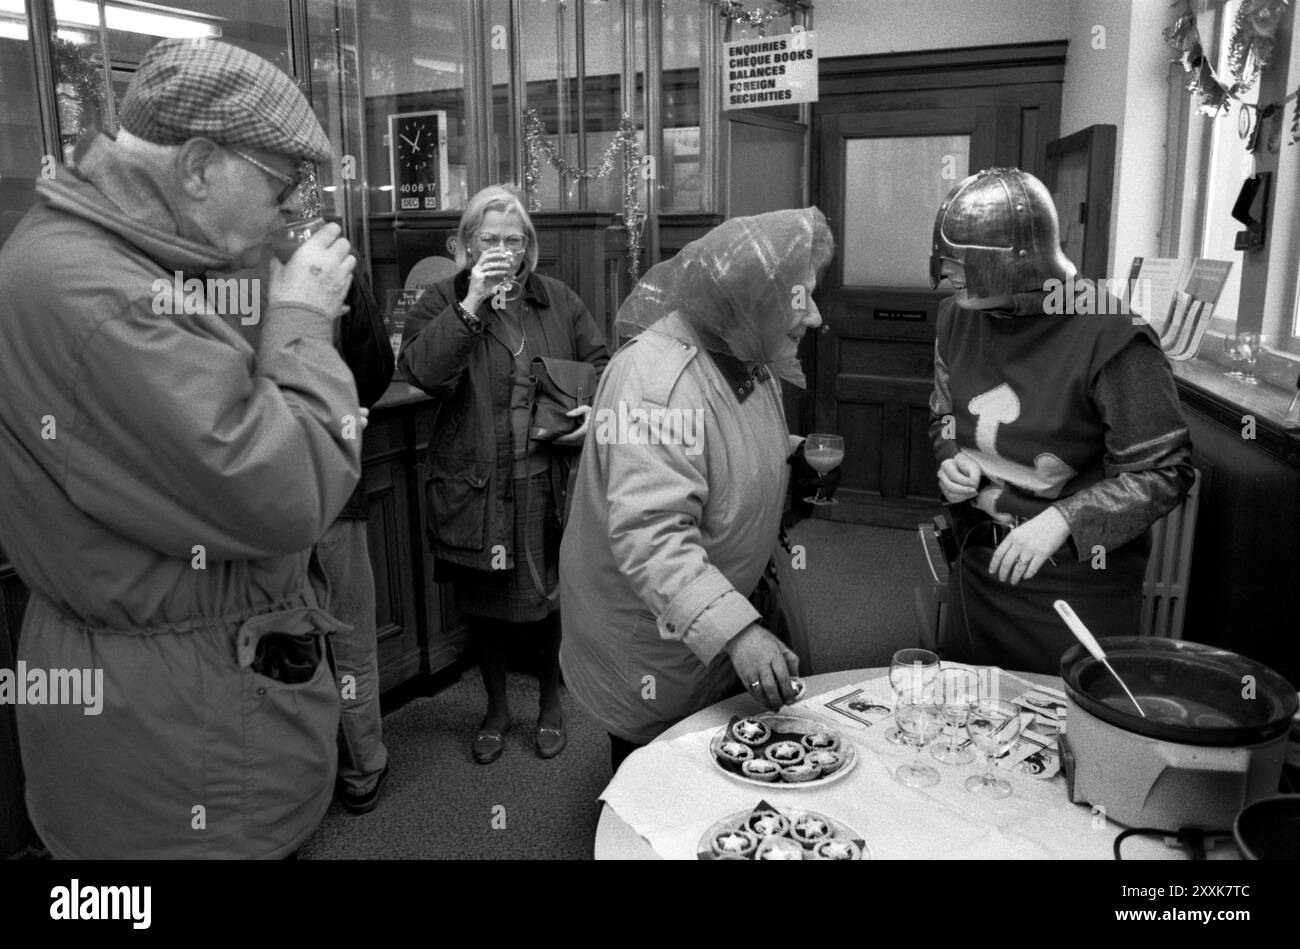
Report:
802,434,844,505
1236,332,1261,386
884,648,939,745
893,686,945,788
931,667,978,766
964,699,1023,799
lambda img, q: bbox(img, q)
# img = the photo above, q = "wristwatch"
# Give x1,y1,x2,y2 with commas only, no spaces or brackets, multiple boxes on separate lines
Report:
455,299,482,332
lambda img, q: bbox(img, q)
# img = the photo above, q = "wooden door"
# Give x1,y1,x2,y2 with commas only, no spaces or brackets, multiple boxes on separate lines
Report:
808,44,1066,527
814,108,995,527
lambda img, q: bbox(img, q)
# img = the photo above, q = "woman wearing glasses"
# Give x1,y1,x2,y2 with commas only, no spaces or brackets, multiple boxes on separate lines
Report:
399,185,608,764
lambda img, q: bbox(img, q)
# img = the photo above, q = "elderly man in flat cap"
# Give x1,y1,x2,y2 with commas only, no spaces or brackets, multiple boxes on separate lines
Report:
0,39,360,858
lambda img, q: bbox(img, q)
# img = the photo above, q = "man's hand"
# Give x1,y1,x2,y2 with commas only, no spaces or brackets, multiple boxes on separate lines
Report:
937,451,982,503
552,404,592,447
988,506,1071,585
268,222,355,319
724,623,800,711
358,406,370,432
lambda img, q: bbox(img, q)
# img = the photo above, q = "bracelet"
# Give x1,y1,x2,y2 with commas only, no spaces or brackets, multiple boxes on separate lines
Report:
455,299,482,331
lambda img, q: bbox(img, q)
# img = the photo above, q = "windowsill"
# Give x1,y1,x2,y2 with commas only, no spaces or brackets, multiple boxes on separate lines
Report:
1170,352,1300,467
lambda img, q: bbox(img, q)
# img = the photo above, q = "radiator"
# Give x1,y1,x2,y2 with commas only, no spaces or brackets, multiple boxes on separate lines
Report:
1139,470,1202,640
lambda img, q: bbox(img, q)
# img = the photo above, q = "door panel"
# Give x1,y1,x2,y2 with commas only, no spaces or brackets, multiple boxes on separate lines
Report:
816,108,995,527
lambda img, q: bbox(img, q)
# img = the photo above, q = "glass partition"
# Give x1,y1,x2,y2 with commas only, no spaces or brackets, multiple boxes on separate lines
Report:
661,0,702,211
0,2,45,249
305,0,365,248
359,0,470,213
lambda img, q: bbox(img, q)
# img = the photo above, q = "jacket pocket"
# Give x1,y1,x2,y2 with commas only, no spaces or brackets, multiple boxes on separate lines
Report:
426,455,493,551
243,647,338,841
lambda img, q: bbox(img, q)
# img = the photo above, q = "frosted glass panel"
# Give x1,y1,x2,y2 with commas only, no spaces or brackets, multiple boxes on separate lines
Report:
843,135,970,288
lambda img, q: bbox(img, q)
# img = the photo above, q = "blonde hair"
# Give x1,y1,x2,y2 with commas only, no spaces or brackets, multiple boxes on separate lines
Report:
453,184,538,275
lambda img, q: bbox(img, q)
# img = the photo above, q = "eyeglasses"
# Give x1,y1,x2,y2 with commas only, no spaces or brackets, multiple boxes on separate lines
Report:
476,233,527,251
228,147,305,205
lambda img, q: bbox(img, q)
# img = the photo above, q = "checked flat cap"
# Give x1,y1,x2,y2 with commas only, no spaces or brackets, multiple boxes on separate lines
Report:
118,38,332,163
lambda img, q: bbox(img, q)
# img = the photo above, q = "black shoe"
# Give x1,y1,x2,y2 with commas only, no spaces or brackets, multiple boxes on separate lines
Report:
342,764,390,815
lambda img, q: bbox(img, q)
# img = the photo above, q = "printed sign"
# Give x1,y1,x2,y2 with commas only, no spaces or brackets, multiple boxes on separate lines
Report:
723,30,818,110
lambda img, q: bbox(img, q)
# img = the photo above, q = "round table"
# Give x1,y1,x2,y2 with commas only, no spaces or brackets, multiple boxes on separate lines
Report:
593,667,1239,860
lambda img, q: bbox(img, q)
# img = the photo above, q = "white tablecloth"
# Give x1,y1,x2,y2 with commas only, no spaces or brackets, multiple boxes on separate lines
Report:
598,672,1238,860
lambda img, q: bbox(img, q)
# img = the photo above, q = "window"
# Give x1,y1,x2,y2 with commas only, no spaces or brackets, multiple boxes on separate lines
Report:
521,0,646,212
0,2,44,250
1168,0,1300,372
661,0,703,210
360,0,471,212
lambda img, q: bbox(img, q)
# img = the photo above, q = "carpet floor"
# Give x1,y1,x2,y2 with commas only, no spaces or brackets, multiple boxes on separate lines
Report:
299,520,928,859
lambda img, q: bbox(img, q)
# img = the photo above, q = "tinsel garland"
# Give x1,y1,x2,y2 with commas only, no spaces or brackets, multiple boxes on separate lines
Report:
52,38,105,138
292,75,323,218
1226,0,1289,93
1164,0,1297,146
714,0,812,37
522,108,646,279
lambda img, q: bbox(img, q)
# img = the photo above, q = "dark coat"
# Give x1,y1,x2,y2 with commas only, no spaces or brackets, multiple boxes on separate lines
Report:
398,270,608,572
335,266,396,519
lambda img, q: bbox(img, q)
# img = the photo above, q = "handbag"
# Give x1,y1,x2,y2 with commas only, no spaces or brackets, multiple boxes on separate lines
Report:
519,356,597,601
528,356,597,441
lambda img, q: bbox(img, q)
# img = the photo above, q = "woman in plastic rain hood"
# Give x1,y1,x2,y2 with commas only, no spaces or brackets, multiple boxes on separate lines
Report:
558,208,834,771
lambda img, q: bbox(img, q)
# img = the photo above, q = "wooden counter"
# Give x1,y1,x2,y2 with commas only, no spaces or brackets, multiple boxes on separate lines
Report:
361,380,467,694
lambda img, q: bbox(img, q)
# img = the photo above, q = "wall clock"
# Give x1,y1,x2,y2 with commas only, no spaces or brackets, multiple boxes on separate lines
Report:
387,110,448,214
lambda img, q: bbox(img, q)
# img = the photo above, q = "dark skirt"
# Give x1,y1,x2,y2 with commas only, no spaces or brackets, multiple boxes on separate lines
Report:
944,534,1149,675
441,471,559,624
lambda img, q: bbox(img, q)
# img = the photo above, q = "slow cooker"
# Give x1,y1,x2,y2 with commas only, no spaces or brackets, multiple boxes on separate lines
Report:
1059,637,1298,831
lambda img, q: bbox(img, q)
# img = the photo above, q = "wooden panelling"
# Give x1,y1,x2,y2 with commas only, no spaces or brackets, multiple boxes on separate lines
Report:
838,339,935,379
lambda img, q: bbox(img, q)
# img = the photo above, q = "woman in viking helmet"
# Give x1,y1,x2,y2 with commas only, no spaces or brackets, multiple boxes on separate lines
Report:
559,208,834,771
927,168,1195,673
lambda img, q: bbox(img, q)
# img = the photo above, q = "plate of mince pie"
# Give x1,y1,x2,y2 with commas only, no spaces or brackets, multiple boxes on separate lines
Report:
698,800,869,860
709,714,857,787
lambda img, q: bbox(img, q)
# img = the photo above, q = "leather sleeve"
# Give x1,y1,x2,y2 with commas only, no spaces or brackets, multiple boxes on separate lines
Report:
1052,338,1196,557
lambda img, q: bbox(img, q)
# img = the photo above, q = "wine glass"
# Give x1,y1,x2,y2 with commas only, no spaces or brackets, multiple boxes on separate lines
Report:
893,688,945,788
1236,332,1261,386
964,699,1023,799
931,667,978,765
270,216,326,264
1222,333,1246,379
802,434,844,505
884,648,939,745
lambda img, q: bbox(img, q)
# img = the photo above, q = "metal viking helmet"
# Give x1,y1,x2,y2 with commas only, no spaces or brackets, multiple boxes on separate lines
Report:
929,168,1072,299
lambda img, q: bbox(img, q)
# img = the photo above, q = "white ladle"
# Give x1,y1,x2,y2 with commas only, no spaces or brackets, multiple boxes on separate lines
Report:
1053,600,1147,718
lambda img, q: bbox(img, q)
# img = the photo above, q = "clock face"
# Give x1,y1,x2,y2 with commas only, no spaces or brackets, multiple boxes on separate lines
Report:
398,119,439,173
